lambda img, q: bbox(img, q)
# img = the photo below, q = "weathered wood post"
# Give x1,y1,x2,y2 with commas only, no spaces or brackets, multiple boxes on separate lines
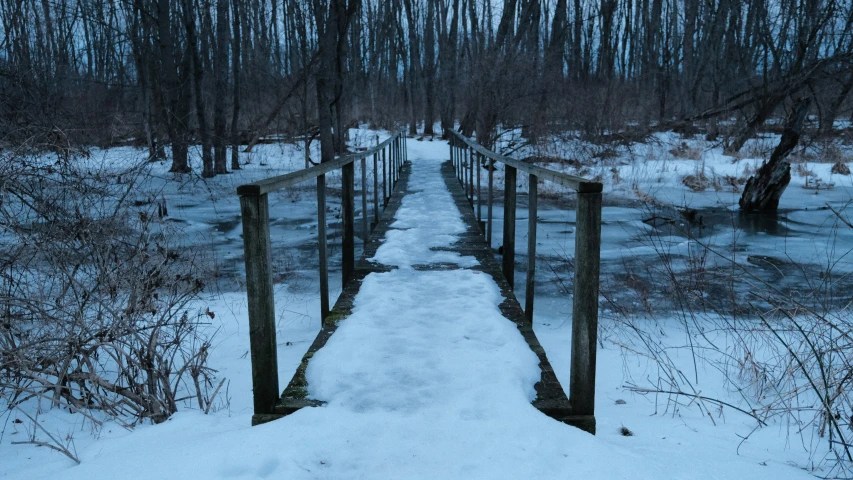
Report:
525,175,538,323
468,148,474,201
476,152,482,223
239,193,280,424
317,175,330,319
342,161,355,286
502,165,517,288
361,156,368,245
382,147,388,206
372,152,379,224
487,159,494,245
391,137,396,186
569,183,602,434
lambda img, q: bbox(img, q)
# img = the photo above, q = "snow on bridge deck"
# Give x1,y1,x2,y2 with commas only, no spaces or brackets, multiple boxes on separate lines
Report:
269,147,580,431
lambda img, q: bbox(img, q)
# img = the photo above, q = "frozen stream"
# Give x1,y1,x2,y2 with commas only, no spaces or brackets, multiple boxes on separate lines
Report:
181,181,853,318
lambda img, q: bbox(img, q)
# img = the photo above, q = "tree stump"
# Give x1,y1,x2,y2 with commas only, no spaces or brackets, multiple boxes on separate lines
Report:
739,97,811,212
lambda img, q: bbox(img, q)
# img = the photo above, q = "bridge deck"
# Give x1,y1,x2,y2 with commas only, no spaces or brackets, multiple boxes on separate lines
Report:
258,153,588,432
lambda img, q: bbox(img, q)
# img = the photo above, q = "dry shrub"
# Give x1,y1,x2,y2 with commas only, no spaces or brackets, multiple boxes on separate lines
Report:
832,162,851,175
0,145,221,459
820,143,849,164
682,172,710,191
795,162,816,177
668,141,702,160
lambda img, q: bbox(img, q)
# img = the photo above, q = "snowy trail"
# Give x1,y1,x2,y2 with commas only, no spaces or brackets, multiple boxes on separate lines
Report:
15,140,817,480
306,158,540,415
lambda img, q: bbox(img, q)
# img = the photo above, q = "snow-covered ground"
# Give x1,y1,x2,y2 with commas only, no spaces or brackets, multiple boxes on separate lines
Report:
2,128,852,478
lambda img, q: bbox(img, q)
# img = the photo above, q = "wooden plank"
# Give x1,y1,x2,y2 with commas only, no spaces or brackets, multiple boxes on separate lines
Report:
570,191,602,424
447,131,602,193
239,193,279,415
317,175,330,319
525,175,537,324
342,163,355,286
502,165,517,289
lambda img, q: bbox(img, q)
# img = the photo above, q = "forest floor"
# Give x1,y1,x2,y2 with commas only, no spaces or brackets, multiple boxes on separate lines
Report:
1,127,852,478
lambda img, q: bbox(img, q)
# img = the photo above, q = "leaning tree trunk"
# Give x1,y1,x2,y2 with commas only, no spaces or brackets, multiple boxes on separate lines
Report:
739,97,811,212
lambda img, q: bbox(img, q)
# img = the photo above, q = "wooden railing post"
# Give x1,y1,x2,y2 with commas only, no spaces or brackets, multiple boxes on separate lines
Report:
382,147,388,206
525,175,537,323
463,148,468,196
468,148,474,201
456,144,461,182
373,152,379,224
502,165,517,288
317,175,330,320
487,159,494,245
476,152,482,223
342,162,355,286
391,137,396,187
239,193,279,419
569,186,602,434
361,156,368,245
394,135,399,182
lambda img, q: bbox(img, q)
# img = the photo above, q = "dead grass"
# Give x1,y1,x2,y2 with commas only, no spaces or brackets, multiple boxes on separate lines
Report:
668,142,702,160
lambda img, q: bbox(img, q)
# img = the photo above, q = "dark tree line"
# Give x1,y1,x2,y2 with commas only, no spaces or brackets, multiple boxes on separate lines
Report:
2,0,853,178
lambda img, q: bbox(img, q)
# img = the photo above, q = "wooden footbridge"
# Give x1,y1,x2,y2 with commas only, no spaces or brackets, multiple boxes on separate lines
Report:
237,131,602,434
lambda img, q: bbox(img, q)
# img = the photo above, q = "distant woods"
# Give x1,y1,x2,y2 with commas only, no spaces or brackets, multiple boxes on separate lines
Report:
1,0,853,175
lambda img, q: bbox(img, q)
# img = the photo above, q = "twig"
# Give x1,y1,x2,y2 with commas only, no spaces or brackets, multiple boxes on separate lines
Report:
625,385,768,426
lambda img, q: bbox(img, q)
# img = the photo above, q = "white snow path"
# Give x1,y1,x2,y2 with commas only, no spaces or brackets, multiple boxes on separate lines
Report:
368,157,478,269
309,156,542,419
14,142,818,480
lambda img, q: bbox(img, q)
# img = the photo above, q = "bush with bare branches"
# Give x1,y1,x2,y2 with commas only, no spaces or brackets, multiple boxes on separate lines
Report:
0,147,220,460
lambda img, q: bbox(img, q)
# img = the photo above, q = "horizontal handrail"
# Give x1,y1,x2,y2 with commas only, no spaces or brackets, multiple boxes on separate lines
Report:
447,130,602,193
237,132,401,196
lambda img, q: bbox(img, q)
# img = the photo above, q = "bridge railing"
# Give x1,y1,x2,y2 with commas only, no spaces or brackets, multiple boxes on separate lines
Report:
447,130,602,426
237,131,407,418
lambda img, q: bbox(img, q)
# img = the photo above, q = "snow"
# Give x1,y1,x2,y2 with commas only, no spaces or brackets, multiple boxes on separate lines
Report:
369,153,478,268
2,130,850,478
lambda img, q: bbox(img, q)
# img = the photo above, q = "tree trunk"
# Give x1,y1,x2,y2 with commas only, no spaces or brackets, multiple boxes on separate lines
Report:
726,94,784,154
313,0,337,163
213,0,229,173
230,0,242,170
157,0,191,173
422,0,436,136
184,0,214,178
438,0,459,138
739,98,811,212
